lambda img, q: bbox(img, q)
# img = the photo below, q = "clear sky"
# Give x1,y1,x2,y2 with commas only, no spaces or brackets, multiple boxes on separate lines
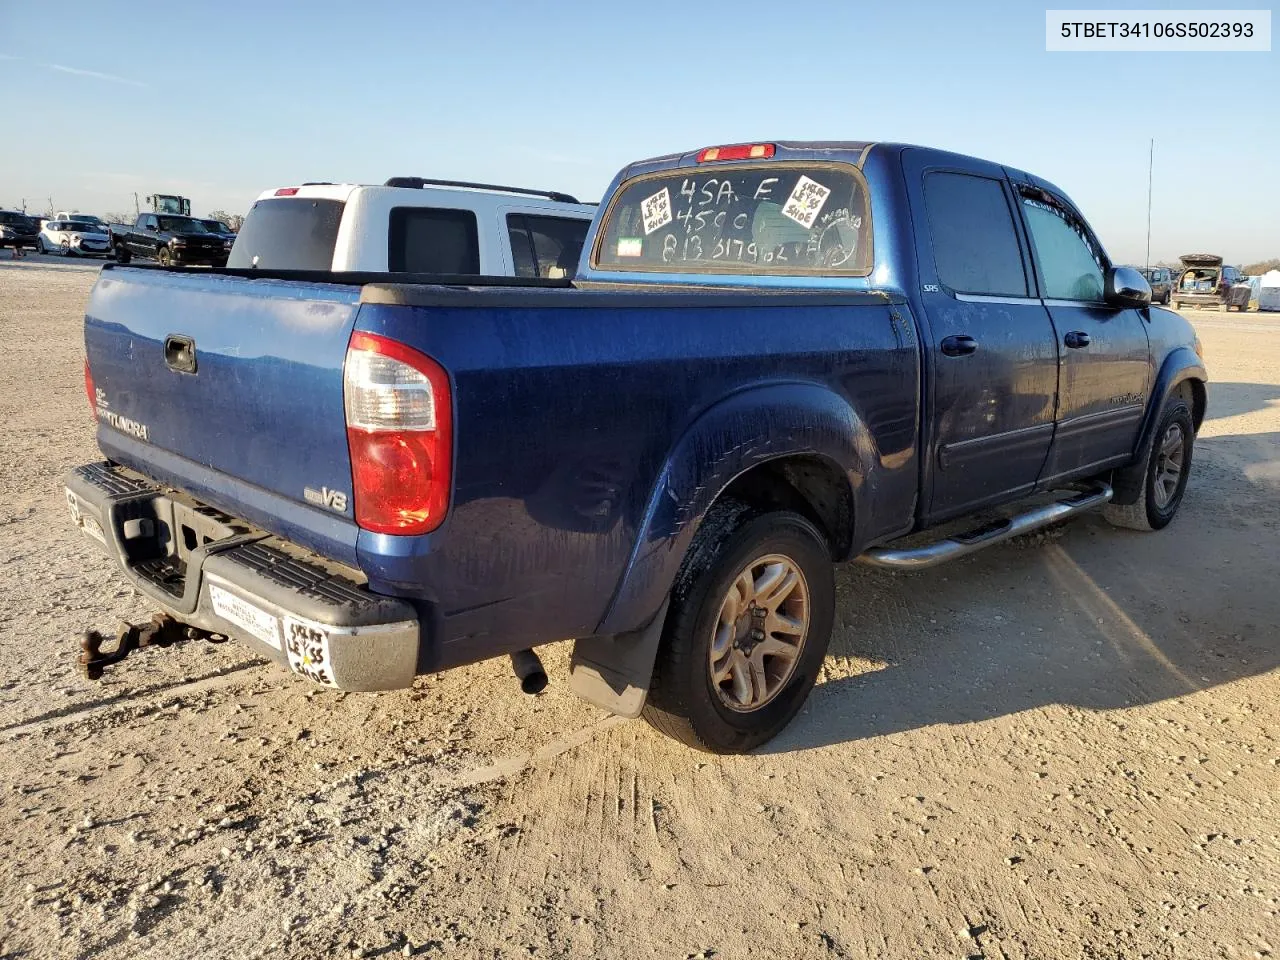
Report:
1,0,1275,264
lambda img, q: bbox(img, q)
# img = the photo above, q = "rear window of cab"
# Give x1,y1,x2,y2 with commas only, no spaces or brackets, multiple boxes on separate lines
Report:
593,162,872,276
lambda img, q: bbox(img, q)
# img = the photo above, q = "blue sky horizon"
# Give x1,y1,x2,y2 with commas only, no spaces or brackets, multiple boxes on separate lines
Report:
1,0,1275,263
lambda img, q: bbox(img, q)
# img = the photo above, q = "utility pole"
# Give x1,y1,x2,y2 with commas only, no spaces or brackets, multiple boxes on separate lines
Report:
1145,138,1154,272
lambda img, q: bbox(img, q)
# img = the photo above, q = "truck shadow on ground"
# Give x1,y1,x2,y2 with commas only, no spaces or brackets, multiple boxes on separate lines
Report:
1201,380,1280,420
764,425,1280,755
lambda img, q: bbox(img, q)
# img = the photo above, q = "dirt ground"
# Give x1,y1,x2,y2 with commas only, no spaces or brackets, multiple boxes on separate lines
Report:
0,256,1276,960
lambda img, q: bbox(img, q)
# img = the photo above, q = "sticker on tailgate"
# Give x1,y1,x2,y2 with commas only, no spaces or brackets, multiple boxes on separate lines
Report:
209,584,281,649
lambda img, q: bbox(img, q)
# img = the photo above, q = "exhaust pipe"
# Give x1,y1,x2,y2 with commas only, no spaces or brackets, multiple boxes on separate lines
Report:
509,649,548,695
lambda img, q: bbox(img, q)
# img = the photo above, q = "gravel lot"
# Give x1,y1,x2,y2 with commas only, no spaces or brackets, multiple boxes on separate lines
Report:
1,256,1277,960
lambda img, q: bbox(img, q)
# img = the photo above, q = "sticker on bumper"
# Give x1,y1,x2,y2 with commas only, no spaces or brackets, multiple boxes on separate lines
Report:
65,489,106,545
209,584,282,650
283,618,337,687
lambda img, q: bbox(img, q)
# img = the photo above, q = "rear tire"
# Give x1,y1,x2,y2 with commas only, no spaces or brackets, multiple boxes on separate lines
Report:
114,244,131,264
1105,396,1194,531
642,500,835,754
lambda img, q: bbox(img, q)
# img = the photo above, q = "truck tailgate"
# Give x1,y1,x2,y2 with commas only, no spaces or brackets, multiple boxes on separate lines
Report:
85,267,362,563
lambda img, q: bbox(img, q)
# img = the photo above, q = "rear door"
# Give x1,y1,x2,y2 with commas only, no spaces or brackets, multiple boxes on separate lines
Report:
130,216,155,256
904,150,1060,521
1011,182,1152,481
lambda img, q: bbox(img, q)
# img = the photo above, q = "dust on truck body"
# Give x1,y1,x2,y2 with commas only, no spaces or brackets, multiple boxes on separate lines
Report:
67,141,1206,753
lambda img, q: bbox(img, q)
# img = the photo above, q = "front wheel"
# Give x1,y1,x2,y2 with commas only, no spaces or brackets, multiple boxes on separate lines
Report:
642,501,835,753
60,240,71,257
1105,396,1194,531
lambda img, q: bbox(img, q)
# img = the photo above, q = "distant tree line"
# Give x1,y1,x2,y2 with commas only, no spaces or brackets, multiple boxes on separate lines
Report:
97,210,245,230
207,210,245,231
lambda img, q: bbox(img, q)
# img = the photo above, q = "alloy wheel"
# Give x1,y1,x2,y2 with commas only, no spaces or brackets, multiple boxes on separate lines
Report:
708,553,810,712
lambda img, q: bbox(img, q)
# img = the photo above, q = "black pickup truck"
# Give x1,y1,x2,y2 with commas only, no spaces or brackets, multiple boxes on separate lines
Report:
109,213,232,268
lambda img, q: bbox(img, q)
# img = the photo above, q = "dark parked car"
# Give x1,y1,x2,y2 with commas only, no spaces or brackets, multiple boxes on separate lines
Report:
198,218,238,244
1139,266,1173,304
0,210,40,251
68,140,1207,753
1172,254,1249,312
108,213,232,267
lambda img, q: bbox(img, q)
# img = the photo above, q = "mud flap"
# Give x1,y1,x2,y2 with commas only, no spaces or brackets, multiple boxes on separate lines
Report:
568,600,669,719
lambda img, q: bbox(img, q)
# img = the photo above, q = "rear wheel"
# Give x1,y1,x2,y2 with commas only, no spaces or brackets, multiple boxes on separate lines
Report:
36,236,47,254
114,244,131,264
1105,396,1194,531
642,500,835,753
157,246,172,268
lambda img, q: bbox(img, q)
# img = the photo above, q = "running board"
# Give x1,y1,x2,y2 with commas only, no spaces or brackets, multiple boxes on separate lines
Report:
858,484,1113,571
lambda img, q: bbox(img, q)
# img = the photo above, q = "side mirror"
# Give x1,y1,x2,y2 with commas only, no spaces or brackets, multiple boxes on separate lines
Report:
1105,265,1151,308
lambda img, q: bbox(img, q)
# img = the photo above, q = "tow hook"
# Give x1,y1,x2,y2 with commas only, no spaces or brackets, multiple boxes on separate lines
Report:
78,614,225,681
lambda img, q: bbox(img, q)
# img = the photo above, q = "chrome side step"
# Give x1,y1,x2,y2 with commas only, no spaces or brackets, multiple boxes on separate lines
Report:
858,484,1113,571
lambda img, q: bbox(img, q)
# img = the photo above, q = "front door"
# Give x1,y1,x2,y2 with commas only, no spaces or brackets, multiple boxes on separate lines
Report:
903,151,1061,522
1012,183,1152,482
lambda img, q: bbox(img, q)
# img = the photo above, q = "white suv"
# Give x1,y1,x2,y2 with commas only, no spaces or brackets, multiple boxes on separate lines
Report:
227,178,596,278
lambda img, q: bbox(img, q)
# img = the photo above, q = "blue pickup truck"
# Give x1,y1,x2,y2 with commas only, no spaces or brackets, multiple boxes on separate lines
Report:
66,141,1207,753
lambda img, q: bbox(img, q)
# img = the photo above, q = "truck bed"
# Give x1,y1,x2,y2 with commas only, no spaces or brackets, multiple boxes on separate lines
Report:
83,264,921,671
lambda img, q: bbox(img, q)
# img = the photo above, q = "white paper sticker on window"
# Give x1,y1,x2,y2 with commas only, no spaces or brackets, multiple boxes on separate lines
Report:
640,188,673,235
781,176,831,229
617,237,643,257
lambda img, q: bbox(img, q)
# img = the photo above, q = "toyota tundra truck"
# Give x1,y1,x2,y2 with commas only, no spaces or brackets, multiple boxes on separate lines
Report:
66,142,1207,753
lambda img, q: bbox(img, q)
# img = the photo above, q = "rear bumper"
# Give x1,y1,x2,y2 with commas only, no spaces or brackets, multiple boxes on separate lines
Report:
64,461,420,691
1175,292,1225,307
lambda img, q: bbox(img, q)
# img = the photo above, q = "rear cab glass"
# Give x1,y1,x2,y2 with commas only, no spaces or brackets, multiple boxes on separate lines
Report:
594,163,872,275
227,198,345,270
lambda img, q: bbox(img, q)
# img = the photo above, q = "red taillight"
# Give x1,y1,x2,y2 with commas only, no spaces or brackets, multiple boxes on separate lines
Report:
84,358,97,421
343,331,451,535
274,187,300,197
697,143,776,163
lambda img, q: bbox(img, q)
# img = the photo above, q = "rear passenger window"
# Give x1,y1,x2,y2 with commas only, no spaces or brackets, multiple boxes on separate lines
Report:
506,215,589,278
389,207,479,275
924,172,1027,297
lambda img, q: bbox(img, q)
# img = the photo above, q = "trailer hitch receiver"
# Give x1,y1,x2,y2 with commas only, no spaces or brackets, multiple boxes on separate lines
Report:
78,614,223,681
